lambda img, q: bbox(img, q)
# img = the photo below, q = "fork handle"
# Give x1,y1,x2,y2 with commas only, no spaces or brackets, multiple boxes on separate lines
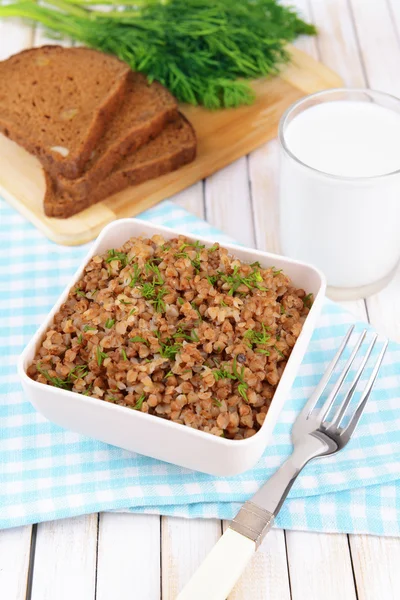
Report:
176,528,256,600
178,435,329,600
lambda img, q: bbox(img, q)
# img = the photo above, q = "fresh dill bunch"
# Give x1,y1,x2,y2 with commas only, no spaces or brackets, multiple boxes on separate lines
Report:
0,0,316,109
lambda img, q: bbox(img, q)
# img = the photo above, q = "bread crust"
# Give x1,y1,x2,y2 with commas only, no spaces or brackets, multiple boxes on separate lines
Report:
0,46,130,179
44,114,197,218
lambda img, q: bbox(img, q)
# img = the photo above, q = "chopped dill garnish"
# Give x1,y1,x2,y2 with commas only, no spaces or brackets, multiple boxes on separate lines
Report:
243,323,270,348
74,287,86,298
83,325,97,332
129,308,137,316
105,249,129,267
129,336,148,344
158,337,183,360
177,297,184,305
209,244,219,253
105,318,115,329
107,395,119,403
121,348,128,361
255,348,270,355
164,370,174,379
232,356,249,402
129,264,142,287
119,299,132,305
280,305,285,315
213,367,234,382
96,346,109,366
272,267,283,276
173,327,192,342
214,357,249,401
213,398,222,407
303,293,314,309
274,345,285,358
76,334,83,344
206,275,219,286
250,261,262,268
133,393,146,411
191,302,202,319
145,261,164,285
221,265,267,295
36,362,88,390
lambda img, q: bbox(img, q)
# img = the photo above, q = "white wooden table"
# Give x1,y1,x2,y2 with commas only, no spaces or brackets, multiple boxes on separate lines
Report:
2,1,400,598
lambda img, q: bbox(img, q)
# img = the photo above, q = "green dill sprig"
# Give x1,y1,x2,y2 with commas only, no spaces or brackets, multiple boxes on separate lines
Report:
129,336,148,344
36,362,88,390
213,357,249,402
303,293,314,309
105,318,115,329
243,323,270,347
206,275,219,286
96,346,109,366
157,336,183,360
105,249,129,267
0,0,315,109
129,264,142,287
221,265,267,296
133,393,146,410
120,348,128,361
74,287,86,298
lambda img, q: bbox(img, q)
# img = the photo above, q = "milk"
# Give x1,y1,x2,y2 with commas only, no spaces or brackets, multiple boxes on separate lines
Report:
279,97,400,295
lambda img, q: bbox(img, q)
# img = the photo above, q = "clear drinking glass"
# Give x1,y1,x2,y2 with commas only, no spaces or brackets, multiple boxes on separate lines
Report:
278,88,400,300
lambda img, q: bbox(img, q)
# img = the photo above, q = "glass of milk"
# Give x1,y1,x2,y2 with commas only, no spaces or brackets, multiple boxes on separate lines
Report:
278,88,400,300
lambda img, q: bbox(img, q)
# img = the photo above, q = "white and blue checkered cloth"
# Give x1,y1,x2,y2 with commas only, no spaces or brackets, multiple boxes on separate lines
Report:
1,197,400,536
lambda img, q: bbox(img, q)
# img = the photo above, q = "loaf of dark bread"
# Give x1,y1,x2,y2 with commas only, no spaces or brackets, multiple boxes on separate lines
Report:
52,73,178,199
44,114,196,218
0,46,130,179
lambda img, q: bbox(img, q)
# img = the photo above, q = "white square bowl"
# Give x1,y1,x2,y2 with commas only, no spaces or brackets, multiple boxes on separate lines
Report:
18,219,326,476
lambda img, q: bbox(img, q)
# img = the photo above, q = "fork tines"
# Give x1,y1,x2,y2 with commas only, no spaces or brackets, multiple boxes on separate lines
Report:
303,326,388,438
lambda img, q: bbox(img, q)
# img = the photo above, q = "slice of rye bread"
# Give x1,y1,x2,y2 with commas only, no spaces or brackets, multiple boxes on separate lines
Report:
0,45,130,179
44,114,196,218
53,72,178,198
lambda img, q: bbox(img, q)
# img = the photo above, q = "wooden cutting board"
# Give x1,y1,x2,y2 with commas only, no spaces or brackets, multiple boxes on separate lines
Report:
0,46,342,246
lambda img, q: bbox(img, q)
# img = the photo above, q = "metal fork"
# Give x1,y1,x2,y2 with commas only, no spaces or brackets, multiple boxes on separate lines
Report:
178,326,388,600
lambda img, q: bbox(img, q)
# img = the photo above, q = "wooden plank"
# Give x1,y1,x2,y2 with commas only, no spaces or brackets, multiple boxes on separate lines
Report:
205,157,255,247
0,526,32,600
161,517,221,599
223,523,291,600
171,181,205,220
0,46,342,246
349,535,400,600
30,515,97,600
248,140,280,253
349,0,400,95
286,531,357,600
310,0,365,87
97,513,160,600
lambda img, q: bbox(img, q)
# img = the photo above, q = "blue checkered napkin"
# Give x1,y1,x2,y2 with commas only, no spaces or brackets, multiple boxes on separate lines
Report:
1,196,400,536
